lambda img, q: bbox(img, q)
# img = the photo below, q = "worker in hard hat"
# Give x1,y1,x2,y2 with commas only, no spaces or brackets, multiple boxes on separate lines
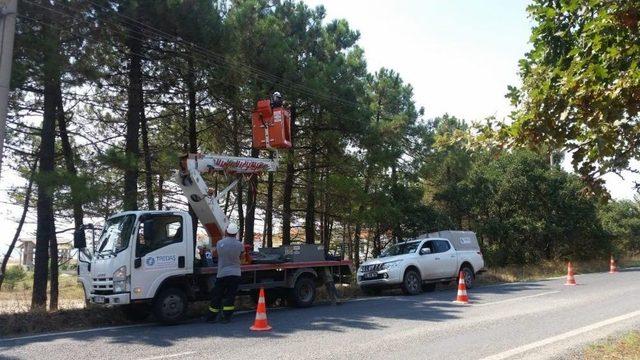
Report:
270,91,283,109
207,223,244,323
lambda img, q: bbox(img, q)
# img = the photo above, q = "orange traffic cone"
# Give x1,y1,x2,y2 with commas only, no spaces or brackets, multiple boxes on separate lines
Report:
453,271,470,304
565,262,577,286
250,288,272,331
609,255,618,273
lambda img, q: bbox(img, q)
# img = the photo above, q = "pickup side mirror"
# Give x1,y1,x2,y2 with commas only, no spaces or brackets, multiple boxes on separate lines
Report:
420,248,432,255
73,228,87,249
143,219,155,242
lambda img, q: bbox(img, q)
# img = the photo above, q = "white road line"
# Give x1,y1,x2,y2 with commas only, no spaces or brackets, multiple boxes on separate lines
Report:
140,351,196,360
0,323,152,342
480,309,640,360
474,291,560,307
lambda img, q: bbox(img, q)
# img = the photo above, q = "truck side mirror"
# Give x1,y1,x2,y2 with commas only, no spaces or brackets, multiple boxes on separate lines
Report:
73,228,87,249
143,219,155,241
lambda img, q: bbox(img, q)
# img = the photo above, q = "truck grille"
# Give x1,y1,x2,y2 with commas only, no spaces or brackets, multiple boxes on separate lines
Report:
360,264,383,272
92,277,114,293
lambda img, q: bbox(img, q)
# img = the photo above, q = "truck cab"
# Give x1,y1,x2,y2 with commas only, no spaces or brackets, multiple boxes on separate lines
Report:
78,211,194,313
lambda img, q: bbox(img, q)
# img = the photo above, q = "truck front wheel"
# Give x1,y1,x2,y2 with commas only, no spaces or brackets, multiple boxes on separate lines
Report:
401,269,422,295
289,276,316,308
153,288,188,324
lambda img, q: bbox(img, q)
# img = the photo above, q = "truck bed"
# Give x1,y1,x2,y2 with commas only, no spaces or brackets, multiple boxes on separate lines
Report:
194,260,353,275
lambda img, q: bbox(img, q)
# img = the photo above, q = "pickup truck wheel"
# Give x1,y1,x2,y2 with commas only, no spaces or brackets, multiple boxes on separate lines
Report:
401,269,422,295
121,304,151,322
289,276,316,308
421,283,436,292
461,266,475,289
153,288,187,324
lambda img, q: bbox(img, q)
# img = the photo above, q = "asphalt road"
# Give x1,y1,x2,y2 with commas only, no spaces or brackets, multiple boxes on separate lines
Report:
2,268,640,360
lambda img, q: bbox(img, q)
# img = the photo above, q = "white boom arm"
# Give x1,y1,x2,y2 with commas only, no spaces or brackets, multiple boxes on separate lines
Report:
175,153,278,244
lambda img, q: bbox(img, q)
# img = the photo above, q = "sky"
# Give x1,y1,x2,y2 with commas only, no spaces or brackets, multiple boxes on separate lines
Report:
1,0,639,257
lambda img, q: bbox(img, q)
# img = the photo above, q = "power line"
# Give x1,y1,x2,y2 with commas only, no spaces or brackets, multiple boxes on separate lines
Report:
30,0,365,111
16,6,370,135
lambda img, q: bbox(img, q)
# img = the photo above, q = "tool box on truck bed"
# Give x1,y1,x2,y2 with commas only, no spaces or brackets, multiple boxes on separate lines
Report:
258,244,326,262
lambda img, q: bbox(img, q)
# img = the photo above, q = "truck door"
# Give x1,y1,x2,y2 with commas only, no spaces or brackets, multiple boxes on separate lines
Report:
433,240,458,278
130,214,191,300
417,240,440,280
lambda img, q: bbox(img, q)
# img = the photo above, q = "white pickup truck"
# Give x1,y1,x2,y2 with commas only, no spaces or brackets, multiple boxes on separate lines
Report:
357,231,485,295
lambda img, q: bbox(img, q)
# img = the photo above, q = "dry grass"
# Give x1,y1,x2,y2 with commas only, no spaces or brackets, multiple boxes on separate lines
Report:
583,331,640,360
0,273,86,314
0,306,135,337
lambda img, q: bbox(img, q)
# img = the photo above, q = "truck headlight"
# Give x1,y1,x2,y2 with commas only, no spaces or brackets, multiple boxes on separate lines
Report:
382,260,402,269
113,265,127,293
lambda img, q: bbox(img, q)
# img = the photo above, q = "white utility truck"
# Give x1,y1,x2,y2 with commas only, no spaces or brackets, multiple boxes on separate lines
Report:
76,153,351,323
356,231,485,295
75,151,351,323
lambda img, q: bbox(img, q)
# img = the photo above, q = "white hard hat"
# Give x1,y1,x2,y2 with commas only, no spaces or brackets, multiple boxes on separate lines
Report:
226,223,239,235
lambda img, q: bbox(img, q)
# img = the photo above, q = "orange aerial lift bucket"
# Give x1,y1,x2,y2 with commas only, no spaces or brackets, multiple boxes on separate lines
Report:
252,99,292,149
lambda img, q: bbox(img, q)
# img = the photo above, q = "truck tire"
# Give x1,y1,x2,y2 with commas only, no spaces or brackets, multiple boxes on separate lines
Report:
460,265,475,289
289,276,316,308
153,288,188,324
401,269,422,295
121,303,151,322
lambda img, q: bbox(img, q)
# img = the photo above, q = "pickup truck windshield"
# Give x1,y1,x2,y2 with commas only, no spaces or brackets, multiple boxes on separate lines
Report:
380,242,419,257
97,215,136,255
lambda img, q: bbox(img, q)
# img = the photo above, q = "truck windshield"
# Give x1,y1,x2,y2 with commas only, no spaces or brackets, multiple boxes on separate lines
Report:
380,241,419,257
96,215,136,256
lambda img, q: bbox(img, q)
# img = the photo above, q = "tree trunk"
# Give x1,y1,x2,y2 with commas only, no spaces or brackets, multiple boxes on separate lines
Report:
123,23,143,211
49,229,59,311
232,108,244,240
243,147,259,246
304,136,317,244
282,104,297,245
56,87,84,230
351,175,371,269
186,53,199,245
390,164,402,242
140,104,154,210
266,152,274,248
157,174,164,210
33,64,59,311
0,157,38,290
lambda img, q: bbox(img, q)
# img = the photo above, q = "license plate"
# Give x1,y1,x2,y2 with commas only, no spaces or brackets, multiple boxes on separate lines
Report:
93,296,105,304
363,272,378,280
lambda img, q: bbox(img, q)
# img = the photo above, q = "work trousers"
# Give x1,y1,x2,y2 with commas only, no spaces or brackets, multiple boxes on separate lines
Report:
209,275,241,319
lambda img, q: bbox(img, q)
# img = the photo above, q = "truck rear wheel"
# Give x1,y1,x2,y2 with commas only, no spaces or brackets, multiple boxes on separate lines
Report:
153,288,188,324
460,265,475,289
289,276,316,308
401,269,422,295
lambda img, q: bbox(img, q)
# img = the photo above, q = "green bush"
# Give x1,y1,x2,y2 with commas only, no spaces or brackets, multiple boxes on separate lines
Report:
3,266,27,290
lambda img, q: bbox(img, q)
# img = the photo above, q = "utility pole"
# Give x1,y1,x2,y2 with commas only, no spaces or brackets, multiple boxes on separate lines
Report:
0,0,17,180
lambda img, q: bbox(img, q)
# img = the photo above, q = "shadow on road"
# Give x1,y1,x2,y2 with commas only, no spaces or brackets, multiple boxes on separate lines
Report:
0,277,552,349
